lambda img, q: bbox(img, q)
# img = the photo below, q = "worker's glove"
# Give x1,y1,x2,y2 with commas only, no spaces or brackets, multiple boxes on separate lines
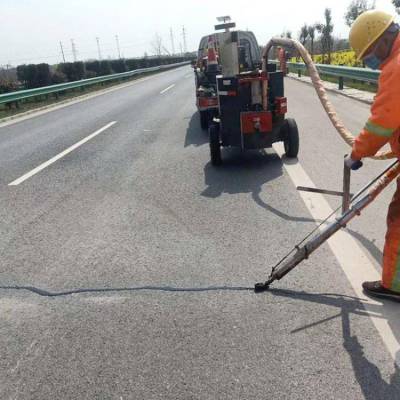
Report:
345,155,363,171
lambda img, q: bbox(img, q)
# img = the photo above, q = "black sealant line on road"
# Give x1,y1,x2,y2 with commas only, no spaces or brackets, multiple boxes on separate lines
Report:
0,285,368,302
0,285,252,297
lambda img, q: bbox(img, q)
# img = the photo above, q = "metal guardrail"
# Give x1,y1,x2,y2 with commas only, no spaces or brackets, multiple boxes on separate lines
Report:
0,61,190,106
286,62,380,90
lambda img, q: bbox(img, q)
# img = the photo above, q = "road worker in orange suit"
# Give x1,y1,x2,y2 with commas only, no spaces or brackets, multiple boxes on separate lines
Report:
347,10,400,302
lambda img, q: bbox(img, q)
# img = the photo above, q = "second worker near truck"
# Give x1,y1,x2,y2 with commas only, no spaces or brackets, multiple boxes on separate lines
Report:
347,10,400,302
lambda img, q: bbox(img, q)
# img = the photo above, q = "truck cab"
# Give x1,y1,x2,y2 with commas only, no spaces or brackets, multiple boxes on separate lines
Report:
197,30,261,71
194,26,261,130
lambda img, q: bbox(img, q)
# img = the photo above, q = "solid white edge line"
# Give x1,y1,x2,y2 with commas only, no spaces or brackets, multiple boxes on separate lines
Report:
8,121,117,186
272,142,400,367
160,84,175,94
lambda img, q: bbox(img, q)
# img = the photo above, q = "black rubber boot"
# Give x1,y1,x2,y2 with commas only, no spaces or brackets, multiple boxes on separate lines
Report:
362,281,400,303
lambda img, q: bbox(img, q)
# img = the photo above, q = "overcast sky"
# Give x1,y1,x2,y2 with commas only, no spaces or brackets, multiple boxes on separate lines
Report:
0,0,397,66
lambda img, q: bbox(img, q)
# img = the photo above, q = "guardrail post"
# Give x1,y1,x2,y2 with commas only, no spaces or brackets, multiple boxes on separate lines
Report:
298,69,301,78
339,76,344,90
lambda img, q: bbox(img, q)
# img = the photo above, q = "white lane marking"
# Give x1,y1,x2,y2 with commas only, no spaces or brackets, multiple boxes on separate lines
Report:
273,142,400,367
9,121,117,186
160,84,175,94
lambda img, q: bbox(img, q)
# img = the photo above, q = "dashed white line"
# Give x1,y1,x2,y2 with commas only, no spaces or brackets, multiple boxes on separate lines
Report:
8,121,117,186
273,142,400,367
160,84,175,94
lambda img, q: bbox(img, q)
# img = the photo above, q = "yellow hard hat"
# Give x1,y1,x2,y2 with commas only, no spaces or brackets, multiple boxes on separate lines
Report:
349,10,394,60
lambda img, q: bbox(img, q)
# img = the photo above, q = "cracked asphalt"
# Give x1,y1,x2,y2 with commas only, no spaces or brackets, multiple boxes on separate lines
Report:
0,66,399,399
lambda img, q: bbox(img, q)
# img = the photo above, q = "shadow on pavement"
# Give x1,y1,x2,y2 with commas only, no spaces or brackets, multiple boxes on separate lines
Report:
202,150,283,199
345,229,383,266
184,112,208,148
4,283,399,397
201,147,381,267
252,198,384,266
268,288,400,400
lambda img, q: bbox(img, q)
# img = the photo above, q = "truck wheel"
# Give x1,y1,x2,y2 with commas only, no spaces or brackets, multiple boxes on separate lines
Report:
200,111,209,130
209,124,222,166
283,118,299,158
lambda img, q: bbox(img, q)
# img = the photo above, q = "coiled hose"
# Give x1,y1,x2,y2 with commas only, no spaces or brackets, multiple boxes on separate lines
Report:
262,37,395,160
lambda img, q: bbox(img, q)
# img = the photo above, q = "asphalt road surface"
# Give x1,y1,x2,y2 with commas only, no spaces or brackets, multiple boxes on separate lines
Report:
1,66,399,399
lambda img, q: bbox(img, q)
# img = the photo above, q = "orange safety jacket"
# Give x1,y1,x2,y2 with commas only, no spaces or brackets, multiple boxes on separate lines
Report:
278,48,287,76
351,34,400,160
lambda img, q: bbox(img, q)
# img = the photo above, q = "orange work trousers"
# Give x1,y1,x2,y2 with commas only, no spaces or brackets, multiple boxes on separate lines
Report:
382,178,400,292
279,60,287,76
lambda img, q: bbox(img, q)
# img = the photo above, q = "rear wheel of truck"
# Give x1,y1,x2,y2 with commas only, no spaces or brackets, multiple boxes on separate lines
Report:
282,118,299,158
200,111,209,130
209,123,222,166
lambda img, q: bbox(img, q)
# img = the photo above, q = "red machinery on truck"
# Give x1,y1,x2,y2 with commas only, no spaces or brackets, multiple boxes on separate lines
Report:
194,17,299,165
193,34,220,129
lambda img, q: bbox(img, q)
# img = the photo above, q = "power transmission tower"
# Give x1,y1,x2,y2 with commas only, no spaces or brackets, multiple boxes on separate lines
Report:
59,41,66,63
71,39,78,62
96,37,102,60
170,28,175,55
179,42,183,56
182,26,187,54
115,35,121,59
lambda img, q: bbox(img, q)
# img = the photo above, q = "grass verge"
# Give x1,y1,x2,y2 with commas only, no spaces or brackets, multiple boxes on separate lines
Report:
288,67,377,93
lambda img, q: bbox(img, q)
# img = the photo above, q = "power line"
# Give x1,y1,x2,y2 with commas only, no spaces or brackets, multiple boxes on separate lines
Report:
162,46,171,56
1,37,157,66
115,35,121,59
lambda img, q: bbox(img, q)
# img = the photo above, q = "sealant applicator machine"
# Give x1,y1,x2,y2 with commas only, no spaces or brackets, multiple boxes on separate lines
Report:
254,37,400,292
